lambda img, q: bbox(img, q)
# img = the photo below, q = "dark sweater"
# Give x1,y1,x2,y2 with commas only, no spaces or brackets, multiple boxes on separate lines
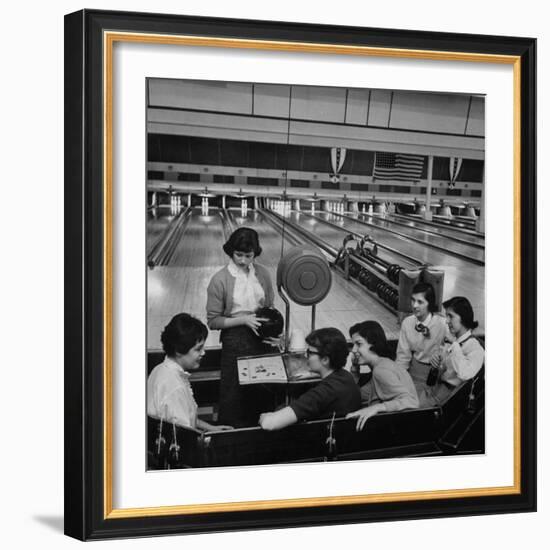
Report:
290,369,361,422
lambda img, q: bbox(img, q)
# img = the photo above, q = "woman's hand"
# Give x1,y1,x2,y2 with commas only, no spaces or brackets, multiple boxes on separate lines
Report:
259,412,275,431
263,334,284,350
240,314,268,336
346,404,384,431
430,351,442,369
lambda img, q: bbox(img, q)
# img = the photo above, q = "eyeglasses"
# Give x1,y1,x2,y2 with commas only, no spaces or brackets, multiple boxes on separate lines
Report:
305,349,321,358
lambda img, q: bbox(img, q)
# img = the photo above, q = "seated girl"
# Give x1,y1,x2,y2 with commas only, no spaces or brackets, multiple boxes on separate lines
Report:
259,328,361,431
346,321,419,431
430,296,485,404
394,282,447,406
147,313,233,431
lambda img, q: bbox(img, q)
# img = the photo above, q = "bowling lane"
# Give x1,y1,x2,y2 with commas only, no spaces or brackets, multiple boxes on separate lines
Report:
354,213,485,263
147,208,228,348
291,210,485,331
392,212,483,236
146,205,177,254
360,213,485,247
293,211,438,266
227,208,402,340
168,208,227,267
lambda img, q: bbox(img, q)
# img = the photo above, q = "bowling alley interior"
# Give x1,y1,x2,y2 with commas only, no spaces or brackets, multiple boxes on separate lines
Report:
146,78,486,468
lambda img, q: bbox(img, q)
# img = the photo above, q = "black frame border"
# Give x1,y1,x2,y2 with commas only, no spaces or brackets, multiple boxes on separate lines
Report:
64,9,536,541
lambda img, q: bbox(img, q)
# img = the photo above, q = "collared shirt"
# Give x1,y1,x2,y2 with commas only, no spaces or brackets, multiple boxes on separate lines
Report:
227,259,265,316
440,330,485,386
147,357,198,428
395,313,447,370
415,313,433,334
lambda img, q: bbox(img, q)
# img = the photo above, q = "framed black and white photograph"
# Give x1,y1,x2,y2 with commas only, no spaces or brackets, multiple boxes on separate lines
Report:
64,9,536,541
145,77,487,470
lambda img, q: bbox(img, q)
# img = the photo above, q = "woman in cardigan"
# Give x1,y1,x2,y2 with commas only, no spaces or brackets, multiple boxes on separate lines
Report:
206,227,276,427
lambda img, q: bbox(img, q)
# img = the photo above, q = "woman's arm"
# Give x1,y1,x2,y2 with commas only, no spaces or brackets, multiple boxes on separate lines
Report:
206,274,228,329
346,403,386,431
374,369,420,411
259,407,298,431
443,341,485,381
394,323,413,371
196,419,233,431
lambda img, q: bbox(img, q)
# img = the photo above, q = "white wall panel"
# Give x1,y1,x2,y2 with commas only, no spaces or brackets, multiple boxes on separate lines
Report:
346,88,370,124
290,85,346,122
466,96,485,136
253,84,291,117
368,89,392,127
148,79,253,113
390,91,472,134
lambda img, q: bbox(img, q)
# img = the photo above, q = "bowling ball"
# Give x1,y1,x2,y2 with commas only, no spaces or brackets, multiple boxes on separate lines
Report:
349,261,360,278
255,307,284,339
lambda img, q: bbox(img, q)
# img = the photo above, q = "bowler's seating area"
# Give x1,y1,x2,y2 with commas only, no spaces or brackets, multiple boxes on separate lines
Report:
146,340,400,407
147,362,485,469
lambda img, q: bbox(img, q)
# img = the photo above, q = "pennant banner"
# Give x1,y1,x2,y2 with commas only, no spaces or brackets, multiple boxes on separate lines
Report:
330,147,347,175
448,156,463,188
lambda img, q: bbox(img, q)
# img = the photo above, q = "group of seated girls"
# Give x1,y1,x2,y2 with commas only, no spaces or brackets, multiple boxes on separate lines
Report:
147,282,484,434
147,227,484,434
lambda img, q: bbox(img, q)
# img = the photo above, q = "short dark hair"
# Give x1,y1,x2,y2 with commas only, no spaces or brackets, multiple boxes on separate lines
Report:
349,320,391,358
222,227,262,257
442,296,478,330
161,313,208,357
411,282,438,313
305,327,349,370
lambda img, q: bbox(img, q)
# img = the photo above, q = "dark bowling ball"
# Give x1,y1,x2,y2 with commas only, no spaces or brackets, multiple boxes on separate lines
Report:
367,276,378,292
255,307,284,339
348,259,360,278
393,292,399,309
362,270,372,287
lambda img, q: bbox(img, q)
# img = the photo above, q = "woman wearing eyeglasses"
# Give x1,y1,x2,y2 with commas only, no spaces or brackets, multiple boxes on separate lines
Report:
394,282,447,405
259,328,361,431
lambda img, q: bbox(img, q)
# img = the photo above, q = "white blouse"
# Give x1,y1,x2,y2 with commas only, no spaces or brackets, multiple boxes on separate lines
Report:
227,260,265,316
440,331,485,386
147,357,198,428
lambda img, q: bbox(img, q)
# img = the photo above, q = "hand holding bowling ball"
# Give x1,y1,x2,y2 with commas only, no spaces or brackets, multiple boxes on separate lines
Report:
255,307,284,341
241,313,269,336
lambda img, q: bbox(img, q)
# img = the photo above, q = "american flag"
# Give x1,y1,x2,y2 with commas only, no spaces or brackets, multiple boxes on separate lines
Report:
373,152,425,182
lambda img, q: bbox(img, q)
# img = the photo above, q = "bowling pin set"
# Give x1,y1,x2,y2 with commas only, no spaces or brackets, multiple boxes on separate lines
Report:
268,200,292,215
170,194,182,214
325,202,347,214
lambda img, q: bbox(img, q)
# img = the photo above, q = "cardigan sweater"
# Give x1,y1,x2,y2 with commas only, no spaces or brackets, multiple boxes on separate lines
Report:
206,262,274,330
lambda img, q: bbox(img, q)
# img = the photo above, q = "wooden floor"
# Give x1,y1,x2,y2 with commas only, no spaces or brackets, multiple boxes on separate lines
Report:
147,206,485,349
